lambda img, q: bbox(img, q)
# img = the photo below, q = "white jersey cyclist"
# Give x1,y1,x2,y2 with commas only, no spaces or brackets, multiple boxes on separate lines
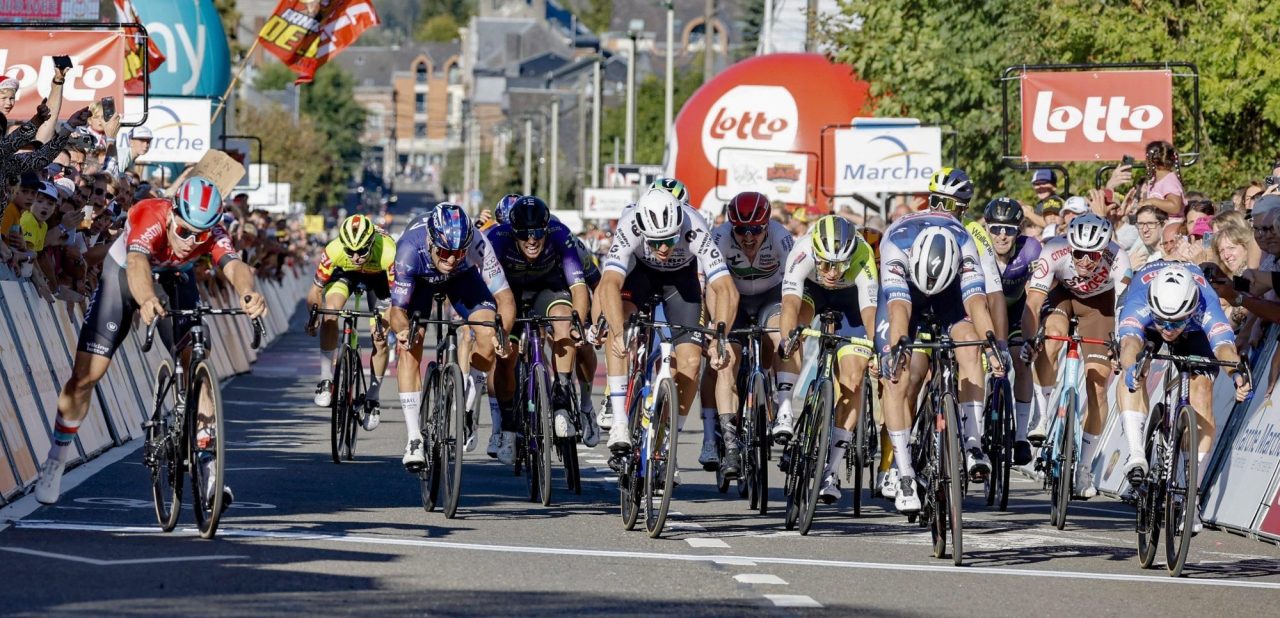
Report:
879,211,988,303
712,219,793,295
603,202,729,281
1027,235,1130,299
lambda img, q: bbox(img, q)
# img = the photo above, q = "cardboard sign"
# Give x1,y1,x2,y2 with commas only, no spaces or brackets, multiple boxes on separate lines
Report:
169,149,244,197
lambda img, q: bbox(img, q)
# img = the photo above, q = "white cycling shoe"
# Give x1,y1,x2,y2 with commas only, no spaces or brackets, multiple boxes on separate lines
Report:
497,431,517,465
487,432,502,459
895,476,922,512
1123,452,1150,485
819,473,842,505
878,467,900,499
402,439,426,470
597,405,614,430
607,422,631,452
554,409,576,439
314,379,333,407
771,411,795,444
1074,465,1098,499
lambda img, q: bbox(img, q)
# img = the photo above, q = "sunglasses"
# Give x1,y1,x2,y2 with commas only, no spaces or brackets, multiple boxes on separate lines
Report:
646,236,678,249
987,224,1019,237
514,227,548,241
433,246,466,260
93,187,113,198
733,224,766,236
1071,249,1101,261
344,245,371,258
170,218,211,243
816,259,850,274
1153,317,1189,331
1136,221,1162,229
928,194,963,212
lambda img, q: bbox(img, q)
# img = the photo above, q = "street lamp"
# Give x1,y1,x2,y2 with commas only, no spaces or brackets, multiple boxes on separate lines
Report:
663,2,674,139
625,18,644,164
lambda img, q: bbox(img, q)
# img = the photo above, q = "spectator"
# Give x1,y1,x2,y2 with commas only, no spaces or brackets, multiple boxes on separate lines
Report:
1136,140,1185,219
1059,195,1090,229
1036,195,1065,239
0,77,16,117
1129,204,1169,268
113,125,152,174
1185,192,1216,228
1233,182,1262,211
1205,221,1254,327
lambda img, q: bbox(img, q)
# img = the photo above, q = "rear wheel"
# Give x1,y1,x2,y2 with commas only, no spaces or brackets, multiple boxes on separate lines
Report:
997,382,1014,511
1137,404,1164,568
645,378,678,538
798,380,833,536
146,361,182,532
188,361,226,539
330,351,350,464
619,374,645,530
852,378,873,517
418,365,441,512
1165,405,1200,577
440,363,466,518
747,373,770,514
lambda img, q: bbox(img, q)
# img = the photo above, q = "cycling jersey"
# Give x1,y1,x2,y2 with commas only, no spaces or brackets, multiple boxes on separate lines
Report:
117,198,239,272
965,218,994,256
991,235,1043,304
880,211,988,304
712,220,793,296
313,232,396,289
1117,260,1235,350
485,218,584,289
1027,235,1131,300
603,203,728,283
571,235,601,288
391,215,508,311
781,233,877,307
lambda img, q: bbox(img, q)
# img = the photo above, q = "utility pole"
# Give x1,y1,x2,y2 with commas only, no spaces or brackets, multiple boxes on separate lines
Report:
550,97,560,210
805,0,818,52
664,2,674,138
624,29,638,164
762,0,773,55
703,0,715,82
591,58,601,188
523,117,532,195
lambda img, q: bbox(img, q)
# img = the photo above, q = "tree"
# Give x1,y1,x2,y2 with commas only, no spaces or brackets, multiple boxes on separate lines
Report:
738,0,765,60
300,64,369,210
578,0,613,34
415,14,460,42
213,0,245,58
253,62,296,92
600,57,705,166
238,103,333,211
822,1,1280,199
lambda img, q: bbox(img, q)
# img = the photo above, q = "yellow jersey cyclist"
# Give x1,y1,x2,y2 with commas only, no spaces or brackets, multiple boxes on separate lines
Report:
776,215,878,505
307,215,396,430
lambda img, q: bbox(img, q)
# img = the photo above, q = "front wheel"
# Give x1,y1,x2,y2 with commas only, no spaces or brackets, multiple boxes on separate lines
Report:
1164,405,1200,577
188,361,226,539
419,363,441,512
943,393,965,565
534,365,555,506
645,378,679,538
1137,403,1165,568
1051,391,1076,531
747,372,770,514
439,363,466,518
798,380,833,536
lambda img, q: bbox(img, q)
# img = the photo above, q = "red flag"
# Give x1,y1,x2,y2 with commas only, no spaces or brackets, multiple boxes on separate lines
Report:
114,0,166,95
257,0,381,84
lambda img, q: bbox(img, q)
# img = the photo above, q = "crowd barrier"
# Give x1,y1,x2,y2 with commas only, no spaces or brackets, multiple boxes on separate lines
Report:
0,268,309,506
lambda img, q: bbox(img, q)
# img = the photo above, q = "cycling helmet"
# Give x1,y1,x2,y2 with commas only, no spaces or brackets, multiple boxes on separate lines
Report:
1067,213,1112,252
509,195,551,232
983,197,1024,226
649,177,689,204
173,176,224,231
494,193,522,225
338,214,377,253
726,191,770,227
810,215,857,262
427,202,472,250
1148,265,1200,322
909,228,961,295
928,167,974,205
634,187,684,239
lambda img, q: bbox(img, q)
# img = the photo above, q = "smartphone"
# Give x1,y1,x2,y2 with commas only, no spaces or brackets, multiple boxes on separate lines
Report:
101,96,115,122
52,55,73,71
1121,154,1136,166
1234,276,1251,293
1266,176,1279,188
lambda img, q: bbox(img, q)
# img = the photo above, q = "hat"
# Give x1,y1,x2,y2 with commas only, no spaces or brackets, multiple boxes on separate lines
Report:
1062,196,1090,215
130,126,153,140
1031,169,1058,185
36,181,60,201
1036,195,1065,215
53,177,76,199
0,77,17,92
19,171,42,188
1253,195,1280,217
1190,217,1214,237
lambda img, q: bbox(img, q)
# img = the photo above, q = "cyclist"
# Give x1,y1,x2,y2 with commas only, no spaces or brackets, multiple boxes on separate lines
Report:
486,196,592,463
981,198,1043,465
477,193,522,232
598,187,736,467
36,177,269,505
307,214,396,430
877,213,1004,513
389,203,514,470
776,215,876,503
1115,262,1249,533
1022,213,1131,498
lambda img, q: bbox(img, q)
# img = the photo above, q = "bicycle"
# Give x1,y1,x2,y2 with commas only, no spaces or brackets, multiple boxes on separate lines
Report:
890,323,1001,565
722,319,777,514
982,340,1020,511
307,284,385,464
614,295,725,538
407,295,506,519
142,298,264,539
843,370,880,517
1028,318,1115,530
511,309,586,506
780,310,874,536
1128,342,1249,577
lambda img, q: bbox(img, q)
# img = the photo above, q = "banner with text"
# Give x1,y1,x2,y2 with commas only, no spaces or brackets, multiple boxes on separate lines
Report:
121,96,210,163
715,148,814,205
0,29,127,119
0,0,98,20
257,0,380,84
1019,70,1173,162
582,187,636,220
831,126,941,194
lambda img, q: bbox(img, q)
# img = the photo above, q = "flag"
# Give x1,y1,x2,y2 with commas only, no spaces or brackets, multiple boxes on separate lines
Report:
114,0,166,95
257,0,381,84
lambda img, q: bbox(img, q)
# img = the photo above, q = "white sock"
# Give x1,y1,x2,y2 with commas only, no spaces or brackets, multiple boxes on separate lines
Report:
400,392,422,443
701,407,717,445
828,428,852,473
1031,384,1050,429
318,348,336,381
367,377,381,402
1015,400,1032,441
1196,451,1208,488
608,375,628,424
1122,410,1146,455
775,371,798,419
961,400,983,447
1080,432,1100,471
890,429,915,478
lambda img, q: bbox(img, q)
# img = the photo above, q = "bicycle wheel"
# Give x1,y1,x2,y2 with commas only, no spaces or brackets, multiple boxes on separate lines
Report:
646,378,678,538
439,363,466,518
942,393,965,565
1052,391,1076,531
419,364,442,512
620,372,646,530
798,380,833,536
997,383,1014,511
924,399,946,555
852,379,873,517
343,349,363,461
188,361,226,539
558,381,582,495
983,382,1001,508
1137,403,1164,568
146,361,182,532
747,372,770,514
330,350,350,464
1164,404,1200,577
533,365,555,506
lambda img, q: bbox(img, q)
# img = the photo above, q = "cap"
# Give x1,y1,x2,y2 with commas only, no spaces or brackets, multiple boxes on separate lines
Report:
1252,195,1280,217
1062,196,1090,215
1190,216,1214,237
54,178,76,199
1031,169,1058,185
1036,195,1064,215
0,77,17,91
36,181,60,201
130,126,153,140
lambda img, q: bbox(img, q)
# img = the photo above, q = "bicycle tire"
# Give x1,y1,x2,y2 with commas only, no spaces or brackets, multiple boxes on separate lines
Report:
620,369,646,530
748,372,770,514
330,350,350,464
534,365,555,506
799,379,833,536
925,393,947,556
983,381,1000,508
1137,403,1164,568
943,393,965,565
343,349,362,461
558,380,582,495
188,361,226,539
1053,391,1076,531
146,361,182,532
997,383,1014,511
646,378,679,538
1165,404,1199,577
419,363,441,512
852,377,872,517
440,363,466,518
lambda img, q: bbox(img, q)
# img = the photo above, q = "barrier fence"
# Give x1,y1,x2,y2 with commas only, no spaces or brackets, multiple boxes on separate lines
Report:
0,268,308,506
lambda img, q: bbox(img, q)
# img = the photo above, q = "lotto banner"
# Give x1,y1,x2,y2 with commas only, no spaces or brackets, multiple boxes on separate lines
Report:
1020,70,1173,162
257,0,380,84
0,29,127,119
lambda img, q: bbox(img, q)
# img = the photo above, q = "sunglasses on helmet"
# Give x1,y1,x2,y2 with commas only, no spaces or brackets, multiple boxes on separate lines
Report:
514,227,548,241
733,224,766,236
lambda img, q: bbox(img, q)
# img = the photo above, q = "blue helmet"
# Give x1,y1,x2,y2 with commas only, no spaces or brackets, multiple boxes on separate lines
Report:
494,193,522,225
173,176,224,231
427,202,472,250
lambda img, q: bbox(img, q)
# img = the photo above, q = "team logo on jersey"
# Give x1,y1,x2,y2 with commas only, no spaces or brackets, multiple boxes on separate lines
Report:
1032,258,1049,279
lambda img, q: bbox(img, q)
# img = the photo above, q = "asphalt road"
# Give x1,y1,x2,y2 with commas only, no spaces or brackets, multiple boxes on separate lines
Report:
3,317,1280,616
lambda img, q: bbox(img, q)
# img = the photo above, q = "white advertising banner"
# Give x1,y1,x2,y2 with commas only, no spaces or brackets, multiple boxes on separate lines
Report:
715,148,812,204
832,126,942,194
582,187,636,220
123,96,211,163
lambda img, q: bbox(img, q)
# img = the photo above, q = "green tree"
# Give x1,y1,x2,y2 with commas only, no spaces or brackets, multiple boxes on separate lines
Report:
415,14,461,42
822,1,1280,199
578,0,613,34
299,64,369,210
213,0,245,58
253,62,296,92
601,58,705,166
238,103,333,211
738,0,765,60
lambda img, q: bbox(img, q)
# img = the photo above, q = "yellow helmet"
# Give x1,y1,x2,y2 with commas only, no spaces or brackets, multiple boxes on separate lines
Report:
810,215,857,262
338,214,377,254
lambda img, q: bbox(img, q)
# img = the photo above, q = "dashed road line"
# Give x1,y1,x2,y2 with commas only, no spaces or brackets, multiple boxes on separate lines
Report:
765,594,822,608
686,538,729,548
735,573,787,585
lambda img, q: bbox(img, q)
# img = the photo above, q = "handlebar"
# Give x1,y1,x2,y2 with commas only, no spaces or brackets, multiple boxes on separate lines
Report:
142,296,265,352
626,315,727,359
406,311,508,349
886,331,1003,379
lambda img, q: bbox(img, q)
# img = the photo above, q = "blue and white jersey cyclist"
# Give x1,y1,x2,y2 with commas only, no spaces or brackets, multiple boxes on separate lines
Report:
597,186,737,463
876,213,1005,515
1114,261,1250,534
389,203,515,471
484,196,596,462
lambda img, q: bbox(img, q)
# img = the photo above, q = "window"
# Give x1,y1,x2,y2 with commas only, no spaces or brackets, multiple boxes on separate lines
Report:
416,61,427,84
414,122,427,138
414,93,425,113
447,63,461,86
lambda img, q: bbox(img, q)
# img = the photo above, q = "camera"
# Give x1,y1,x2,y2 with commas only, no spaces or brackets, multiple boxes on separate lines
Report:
66,131,97,152
1266,176,1279,188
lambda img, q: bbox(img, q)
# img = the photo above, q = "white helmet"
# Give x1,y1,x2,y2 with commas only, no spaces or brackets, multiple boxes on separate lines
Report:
1148,265,1200,322
909,228,961,296
634,187,684,239
1067,213,1112,252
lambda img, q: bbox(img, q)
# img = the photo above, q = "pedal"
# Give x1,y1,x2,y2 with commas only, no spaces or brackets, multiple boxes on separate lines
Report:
1126,468,1147,487
403,460,426,474
607,455,625,473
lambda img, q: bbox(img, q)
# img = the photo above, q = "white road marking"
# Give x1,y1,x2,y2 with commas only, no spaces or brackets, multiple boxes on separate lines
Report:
735,574,787,585
223,467,286,472
0,439,143,533
14,521,1280,591
668,522,706,531
765,594,821,608
0,546,248,566
685,538,728,548
714,557,758,566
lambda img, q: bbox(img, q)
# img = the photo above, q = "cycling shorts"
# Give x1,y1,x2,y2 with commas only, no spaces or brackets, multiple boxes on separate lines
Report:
803,280,871,358
401,266,497,322
1044,286,1114,365
78,259,199,359
322,268,391,302
516,287,573,319
621,262,704,346
874,278,968,363
731,284,782,345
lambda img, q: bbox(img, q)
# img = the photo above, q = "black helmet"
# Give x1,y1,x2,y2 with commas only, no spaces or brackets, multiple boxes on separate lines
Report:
983,197,1024,226
510,195,551,232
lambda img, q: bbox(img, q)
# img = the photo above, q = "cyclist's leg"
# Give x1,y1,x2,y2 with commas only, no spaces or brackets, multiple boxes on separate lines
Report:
942,286,990,476
605,268,646,444
539,287,580,437
775,289,817,435
1117,332,1154,482
315,273,352,405
879,297,924,511
1031,288,1073,439
1171,331,1218,486
700,304,722,462
1073,293,1116,494
395,283,434,468
575,279,599,424
367,274,394,406
668,268,709,431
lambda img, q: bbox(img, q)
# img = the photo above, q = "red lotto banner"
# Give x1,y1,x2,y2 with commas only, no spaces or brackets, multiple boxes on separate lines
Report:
0,29,128,119
257,0,380,84
1020,70,1174,162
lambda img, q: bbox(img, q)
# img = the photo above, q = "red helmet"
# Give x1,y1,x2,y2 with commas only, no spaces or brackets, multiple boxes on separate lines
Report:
726,191,770,227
